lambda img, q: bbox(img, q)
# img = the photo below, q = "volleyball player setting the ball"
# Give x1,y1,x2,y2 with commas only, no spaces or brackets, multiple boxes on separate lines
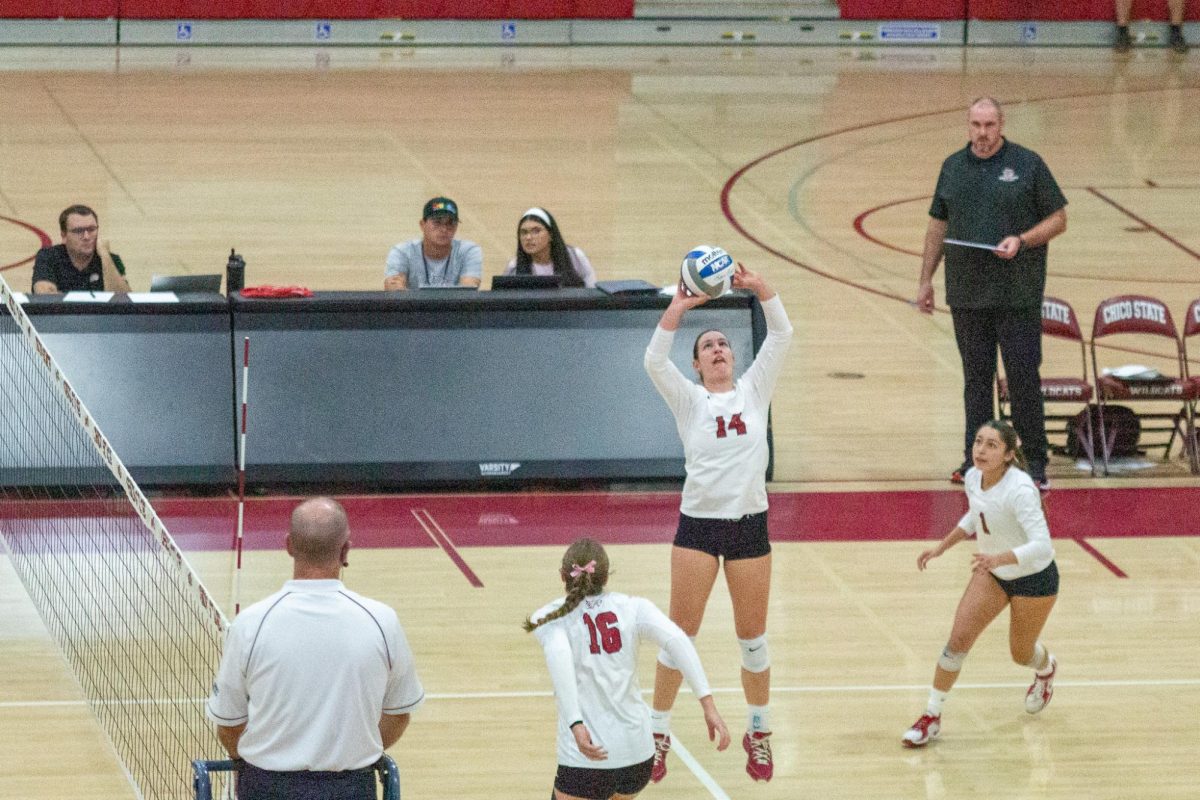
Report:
643,263,792,783
526,538,730,800
903,419,1060,747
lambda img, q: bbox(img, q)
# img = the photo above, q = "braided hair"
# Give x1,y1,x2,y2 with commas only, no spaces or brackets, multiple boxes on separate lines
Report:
523,538,611,633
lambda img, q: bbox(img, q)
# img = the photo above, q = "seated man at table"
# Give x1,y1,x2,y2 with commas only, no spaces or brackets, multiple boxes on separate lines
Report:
33,204,131,294
384,196,482,290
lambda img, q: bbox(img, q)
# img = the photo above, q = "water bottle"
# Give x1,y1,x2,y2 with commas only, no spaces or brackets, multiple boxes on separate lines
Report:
226,249,245,294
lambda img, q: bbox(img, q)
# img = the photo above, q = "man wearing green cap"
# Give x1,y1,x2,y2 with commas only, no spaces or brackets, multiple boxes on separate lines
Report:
384,196,482,290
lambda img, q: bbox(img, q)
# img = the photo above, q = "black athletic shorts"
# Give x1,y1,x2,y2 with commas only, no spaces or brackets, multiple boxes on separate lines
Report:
237,762,375,800
991,561,1059,598
674,510,770,561
554,757,653,800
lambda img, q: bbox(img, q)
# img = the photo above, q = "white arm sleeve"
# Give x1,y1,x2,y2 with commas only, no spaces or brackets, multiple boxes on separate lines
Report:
534,623,583,726
382,619,425,715
206,625,249,726
1010,484,1054,568
644,326,696,419
739,295,794,402
634,598,712,699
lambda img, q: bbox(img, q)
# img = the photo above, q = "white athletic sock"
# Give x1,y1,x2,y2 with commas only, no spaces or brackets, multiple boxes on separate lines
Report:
1036,653,1055,677
650,709,671,736
747,704,770,734
926,689,949,716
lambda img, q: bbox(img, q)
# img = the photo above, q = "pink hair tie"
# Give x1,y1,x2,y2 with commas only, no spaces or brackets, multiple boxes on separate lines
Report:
569,560,596,578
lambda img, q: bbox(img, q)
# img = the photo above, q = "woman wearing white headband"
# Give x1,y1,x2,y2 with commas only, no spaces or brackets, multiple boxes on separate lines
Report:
505,207,596,288
525,537,729,800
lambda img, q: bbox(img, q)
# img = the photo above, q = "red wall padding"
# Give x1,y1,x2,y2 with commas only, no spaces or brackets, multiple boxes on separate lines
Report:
0,1,116,16
970,0,1197,20
0,0,632,19
841,0,1200,21
838,1,966,20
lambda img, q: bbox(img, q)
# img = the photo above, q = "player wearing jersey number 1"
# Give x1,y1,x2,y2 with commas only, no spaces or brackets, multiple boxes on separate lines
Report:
902,420,1060,748
643,263,793,782
525,538,730,800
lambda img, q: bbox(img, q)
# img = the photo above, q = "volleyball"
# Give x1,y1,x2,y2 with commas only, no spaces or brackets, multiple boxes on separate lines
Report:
680,245,735,298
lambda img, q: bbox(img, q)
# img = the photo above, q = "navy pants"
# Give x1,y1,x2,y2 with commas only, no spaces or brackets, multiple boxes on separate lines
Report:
951,305,1047,476
237,763,375,800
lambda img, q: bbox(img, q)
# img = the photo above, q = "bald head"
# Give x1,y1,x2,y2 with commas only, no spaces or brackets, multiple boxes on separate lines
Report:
288,496,349,567
969,96,1003,121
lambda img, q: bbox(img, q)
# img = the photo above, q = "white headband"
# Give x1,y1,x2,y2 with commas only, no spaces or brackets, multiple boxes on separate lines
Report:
522,207,552,227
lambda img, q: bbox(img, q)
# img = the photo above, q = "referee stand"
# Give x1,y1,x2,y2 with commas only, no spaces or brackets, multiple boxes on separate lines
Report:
192,755,401,800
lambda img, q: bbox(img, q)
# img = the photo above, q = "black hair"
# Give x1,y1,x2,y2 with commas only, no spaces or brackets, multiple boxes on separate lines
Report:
513,208,584,288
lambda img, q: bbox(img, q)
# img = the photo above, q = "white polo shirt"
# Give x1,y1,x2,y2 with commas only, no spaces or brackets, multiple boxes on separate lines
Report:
206,579,424,771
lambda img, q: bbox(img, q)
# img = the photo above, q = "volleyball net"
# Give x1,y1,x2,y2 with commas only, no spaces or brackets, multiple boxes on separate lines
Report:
0,275,230,800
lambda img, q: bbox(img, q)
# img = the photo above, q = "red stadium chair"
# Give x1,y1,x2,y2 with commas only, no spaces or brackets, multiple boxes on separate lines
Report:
997,296,1096,474
1089,295,1199,475
1183,298,1200,470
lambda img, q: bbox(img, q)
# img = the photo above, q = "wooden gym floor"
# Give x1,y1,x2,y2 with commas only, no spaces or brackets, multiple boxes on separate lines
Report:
1,43,1198,799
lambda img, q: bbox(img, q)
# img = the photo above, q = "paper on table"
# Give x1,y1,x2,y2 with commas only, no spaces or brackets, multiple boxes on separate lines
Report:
63,291,114,303
128,292,179,303
943,238,1000,251
11,292,29,304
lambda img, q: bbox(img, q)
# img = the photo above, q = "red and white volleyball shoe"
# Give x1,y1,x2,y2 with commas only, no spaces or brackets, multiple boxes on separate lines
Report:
902,714,941,747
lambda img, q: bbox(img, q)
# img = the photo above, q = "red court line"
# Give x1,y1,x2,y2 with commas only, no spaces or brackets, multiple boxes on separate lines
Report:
0,215,52,272
411,508,484,588
851,196,926,257
1072,537,1128,579
1086,187,1200,261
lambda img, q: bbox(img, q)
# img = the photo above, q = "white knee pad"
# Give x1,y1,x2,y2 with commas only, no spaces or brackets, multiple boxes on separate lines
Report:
739,635,770,673
657,637,696,671
938,646,967,673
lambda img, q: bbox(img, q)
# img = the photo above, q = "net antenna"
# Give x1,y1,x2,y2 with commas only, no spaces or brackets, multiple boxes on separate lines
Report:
0,275,231,799
233,336,249,615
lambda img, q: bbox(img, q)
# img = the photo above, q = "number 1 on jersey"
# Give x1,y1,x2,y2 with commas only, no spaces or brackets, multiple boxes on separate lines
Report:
583,611,623,654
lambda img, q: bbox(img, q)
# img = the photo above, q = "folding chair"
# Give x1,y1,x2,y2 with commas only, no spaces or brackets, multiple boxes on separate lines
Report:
997,296,1096,473
1183,298,1200,471
1089,294,1199,475
192,754,401,800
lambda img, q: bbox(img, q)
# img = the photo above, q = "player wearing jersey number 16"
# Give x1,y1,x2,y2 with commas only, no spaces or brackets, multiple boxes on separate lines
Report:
525,538,730,800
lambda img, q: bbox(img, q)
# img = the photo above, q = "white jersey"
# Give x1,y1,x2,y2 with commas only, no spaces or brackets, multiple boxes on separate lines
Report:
644,295,793,519
530,592,711,769
958,467,1055,580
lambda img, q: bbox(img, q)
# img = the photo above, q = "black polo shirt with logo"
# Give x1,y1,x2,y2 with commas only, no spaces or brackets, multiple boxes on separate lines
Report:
31,244,126,292
929,139,1067,310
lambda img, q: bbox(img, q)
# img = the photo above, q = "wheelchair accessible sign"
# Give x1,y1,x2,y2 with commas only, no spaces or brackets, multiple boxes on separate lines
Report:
878,23,941,41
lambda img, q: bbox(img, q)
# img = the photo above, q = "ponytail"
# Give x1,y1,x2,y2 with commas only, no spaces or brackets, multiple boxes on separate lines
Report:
523,538,611,633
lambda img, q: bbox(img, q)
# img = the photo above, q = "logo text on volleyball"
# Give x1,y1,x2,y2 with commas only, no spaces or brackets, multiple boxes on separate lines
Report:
1102,300,1166,326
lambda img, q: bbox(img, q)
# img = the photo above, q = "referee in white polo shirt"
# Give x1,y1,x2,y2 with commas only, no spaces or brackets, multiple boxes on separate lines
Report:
206,497,424,800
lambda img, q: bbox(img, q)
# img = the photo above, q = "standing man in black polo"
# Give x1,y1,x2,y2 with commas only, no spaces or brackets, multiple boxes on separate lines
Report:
32,204,131,294
916,97,1068,489
207,497,424,800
